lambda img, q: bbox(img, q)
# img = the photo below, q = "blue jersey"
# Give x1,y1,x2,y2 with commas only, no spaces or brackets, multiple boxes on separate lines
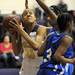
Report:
40,29,74,74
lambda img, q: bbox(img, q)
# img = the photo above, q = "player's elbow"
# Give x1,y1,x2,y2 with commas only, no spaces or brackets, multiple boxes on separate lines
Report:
37,51,43,56
33,44,40,51
54,53,62,62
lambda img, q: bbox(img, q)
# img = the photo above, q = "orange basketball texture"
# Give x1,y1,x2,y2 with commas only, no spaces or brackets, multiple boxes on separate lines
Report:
3,15,21,30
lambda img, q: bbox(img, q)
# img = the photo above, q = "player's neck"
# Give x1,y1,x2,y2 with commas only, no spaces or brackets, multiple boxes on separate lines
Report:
25,22,35,34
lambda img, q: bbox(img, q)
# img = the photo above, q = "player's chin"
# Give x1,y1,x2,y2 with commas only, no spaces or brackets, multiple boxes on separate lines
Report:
27,20,35,24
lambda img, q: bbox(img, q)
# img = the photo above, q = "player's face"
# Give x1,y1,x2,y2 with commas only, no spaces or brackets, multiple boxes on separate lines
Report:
22,9,36,24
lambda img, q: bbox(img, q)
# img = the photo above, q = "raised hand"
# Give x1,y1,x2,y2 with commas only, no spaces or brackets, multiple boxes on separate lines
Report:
35,0,57,20
25,0,28,9
9,18,24,31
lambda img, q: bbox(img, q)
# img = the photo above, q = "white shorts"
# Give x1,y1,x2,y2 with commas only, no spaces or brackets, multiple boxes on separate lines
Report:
19,56,42,75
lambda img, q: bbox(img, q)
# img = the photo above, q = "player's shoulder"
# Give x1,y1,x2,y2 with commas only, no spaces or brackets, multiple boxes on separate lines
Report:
62,35,73,45
38,25,52,31
37,25,46,32
36,25,47,35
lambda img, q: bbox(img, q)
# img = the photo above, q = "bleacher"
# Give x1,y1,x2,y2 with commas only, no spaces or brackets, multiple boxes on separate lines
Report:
0,69,19,75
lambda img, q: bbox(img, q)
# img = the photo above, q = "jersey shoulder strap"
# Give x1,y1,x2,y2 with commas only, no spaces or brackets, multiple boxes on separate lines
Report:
32,23,39,32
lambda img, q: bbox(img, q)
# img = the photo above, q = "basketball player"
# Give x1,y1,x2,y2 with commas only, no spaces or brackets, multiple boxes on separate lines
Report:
37,13,75,75
35,0,74,75
8,0,57,75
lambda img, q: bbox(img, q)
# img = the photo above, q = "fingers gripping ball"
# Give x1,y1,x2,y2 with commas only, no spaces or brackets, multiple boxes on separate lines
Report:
3,15,21,31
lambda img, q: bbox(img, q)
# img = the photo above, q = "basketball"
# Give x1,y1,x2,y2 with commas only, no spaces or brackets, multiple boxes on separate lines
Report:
3,15,21,30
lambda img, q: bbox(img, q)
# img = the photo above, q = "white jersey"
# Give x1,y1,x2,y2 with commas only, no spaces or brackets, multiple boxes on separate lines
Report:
19,31,42,75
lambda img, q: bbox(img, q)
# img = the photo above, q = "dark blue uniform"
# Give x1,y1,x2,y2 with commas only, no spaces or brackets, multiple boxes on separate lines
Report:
37,28,74,75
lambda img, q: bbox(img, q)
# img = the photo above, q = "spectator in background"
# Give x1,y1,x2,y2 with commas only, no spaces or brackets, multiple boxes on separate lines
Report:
12,10,17,15
57,0,68,13
0,33,18,68
68,10,75,23
37,12,49,27
35,7,42,22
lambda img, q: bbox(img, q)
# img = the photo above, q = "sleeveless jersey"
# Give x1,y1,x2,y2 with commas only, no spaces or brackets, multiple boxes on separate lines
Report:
40,29,74,74
20,23,43,75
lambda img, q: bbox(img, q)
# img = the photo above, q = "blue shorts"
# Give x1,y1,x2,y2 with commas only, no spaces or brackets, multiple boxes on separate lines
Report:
64,64,74,75
37,69,60,75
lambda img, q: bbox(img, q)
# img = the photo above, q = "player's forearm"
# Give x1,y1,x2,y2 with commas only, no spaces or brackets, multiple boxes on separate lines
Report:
17,27,39,50
37,44,45,56
54,55,74,64
37,40,46,56
36,0,57,20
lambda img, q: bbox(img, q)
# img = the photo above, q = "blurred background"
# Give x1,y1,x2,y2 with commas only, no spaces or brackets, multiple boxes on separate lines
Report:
0,0,75,14
0,0,75,75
